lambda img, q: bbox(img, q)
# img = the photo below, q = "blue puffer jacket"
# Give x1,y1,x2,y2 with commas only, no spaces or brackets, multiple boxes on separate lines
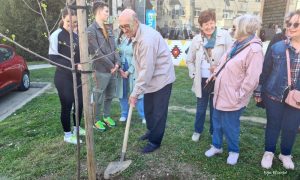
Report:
258,40,300,102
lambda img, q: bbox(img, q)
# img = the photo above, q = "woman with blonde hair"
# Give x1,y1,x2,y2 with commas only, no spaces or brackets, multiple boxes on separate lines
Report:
205,14,264,165
256,10,300,170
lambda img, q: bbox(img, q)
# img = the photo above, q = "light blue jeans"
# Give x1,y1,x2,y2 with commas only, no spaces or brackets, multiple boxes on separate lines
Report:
212,107,245,153
119,97,145,120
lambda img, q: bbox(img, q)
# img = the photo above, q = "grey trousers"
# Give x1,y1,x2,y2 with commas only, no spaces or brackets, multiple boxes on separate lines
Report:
93,72,116,121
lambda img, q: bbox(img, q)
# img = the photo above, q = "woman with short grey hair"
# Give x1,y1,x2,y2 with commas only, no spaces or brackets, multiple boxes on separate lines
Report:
233,14,261,39
204,14,264,165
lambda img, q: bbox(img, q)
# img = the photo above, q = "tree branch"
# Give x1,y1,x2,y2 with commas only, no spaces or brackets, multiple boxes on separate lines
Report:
21,0,41,15
36,0,50,38
0,32,72,71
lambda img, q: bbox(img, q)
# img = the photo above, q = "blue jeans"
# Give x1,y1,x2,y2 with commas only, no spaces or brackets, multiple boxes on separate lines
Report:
263,94,300,155
119,98,145,119
194,78,214,135
212,107,245,153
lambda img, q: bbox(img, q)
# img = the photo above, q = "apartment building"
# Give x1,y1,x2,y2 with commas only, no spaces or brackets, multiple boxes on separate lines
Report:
108,0,300,33
156,0,262,30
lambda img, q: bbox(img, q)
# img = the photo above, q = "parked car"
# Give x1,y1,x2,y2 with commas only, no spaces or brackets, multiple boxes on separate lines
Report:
0,44,30,96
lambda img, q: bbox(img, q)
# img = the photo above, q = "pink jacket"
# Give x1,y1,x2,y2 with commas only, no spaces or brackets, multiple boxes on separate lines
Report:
213,36,263,111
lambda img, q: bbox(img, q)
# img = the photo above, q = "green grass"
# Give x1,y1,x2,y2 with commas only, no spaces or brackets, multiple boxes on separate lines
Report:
0,66,299,179
30,67,55,83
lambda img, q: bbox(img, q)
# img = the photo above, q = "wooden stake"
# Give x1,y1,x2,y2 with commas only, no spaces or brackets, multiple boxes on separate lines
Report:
76,0,97,179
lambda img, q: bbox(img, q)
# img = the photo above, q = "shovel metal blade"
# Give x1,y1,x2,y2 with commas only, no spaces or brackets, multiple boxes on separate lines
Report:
104,160,132,179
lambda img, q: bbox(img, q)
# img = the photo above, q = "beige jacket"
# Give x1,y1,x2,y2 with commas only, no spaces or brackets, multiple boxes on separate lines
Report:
131,24,176,97
186,29,233,98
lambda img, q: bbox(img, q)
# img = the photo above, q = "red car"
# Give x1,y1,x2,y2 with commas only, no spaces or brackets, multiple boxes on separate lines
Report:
0,44,30,96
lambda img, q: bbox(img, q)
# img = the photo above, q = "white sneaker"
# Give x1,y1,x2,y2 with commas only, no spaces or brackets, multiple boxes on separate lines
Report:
191,132,201,142
205,145,223,157
227,152,239,165
119,117,126,122
142,118,146,124
64,134,82,145
261,151,274,169
279,154,295,170
73,127,86,136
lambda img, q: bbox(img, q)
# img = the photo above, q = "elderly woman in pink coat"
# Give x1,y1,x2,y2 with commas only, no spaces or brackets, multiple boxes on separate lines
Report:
204,14,264,165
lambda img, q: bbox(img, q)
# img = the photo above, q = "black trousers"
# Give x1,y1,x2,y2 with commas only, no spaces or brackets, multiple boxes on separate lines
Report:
55,72,83,132
144,83,172,146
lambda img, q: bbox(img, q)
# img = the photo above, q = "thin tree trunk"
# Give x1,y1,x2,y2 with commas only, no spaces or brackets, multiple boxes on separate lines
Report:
66,1,81,179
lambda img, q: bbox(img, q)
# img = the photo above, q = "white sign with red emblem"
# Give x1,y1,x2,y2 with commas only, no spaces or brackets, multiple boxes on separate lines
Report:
165,39,192,66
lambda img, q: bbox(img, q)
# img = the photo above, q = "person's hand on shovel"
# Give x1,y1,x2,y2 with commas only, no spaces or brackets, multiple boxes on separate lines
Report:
129,96,137,107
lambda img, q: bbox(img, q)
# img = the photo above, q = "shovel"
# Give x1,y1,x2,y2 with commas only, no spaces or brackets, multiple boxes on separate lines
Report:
104,105,134,179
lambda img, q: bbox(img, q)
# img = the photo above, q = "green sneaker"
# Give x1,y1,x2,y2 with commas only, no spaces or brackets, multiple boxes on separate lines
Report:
94,120,106,131
103,117,116,127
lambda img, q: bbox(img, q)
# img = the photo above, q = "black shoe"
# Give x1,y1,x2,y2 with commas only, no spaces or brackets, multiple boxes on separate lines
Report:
141,143,160,154
139,131,150,141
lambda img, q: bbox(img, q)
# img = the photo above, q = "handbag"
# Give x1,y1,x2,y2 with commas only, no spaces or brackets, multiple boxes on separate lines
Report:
203,78,215,94
284,49,300,109
203,42,259,94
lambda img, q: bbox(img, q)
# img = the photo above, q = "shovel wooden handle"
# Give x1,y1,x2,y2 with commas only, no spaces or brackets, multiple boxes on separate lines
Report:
120,104,133,161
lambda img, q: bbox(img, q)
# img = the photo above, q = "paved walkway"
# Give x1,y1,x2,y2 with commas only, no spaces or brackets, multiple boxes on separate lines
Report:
28,64,54,70
168,106,266,124
0,82,51,121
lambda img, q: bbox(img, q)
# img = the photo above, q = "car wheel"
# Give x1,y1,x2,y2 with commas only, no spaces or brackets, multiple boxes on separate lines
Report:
19,72,30,91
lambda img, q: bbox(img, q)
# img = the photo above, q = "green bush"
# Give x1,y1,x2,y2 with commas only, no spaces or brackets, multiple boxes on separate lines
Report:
0,0,64,61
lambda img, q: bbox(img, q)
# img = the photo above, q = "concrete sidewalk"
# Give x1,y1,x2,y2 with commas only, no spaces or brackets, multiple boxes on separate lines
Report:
28,64,54,70
0,82,51,121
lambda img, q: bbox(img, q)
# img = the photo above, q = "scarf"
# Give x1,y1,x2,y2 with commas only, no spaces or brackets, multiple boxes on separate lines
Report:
229,34,255,59
204,29,217,49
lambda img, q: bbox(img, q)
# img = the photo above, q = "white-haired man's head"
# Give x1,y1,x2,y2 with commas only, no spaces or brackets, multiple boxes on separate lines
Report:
118,9,139,38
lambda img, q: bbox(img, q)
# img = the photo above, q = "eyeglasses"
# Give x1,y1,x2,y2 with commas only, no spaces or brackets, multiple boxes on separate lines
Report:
286,22,300,29
119,24,131,30
232,25,236,31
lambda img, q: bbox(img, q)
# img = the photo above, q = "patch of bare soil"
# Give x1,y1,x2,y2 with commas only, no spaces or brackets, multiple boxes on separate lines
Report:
130,162,210,180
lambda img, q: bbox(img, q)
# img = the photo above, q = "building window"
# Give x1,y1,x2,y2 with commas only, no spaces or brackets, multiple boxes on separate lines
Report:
237,10,246,16
223,10,234,19
194,8,201,17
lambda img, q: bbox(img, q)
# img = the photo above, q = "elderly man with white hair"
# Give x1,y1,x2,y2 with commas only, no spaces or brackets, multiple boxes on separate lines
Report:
204,14,264,165
118,9,176,153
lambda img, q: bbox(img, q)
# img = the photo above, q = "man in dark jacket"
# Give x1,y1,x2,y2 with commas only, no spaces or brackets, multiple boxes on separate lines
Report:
87,1,121,131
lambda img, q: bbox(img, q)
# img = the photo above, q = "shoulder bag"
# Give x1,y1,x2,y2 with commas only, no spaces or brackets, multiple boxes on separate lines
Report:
203,42,259,94
284,49,300,109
